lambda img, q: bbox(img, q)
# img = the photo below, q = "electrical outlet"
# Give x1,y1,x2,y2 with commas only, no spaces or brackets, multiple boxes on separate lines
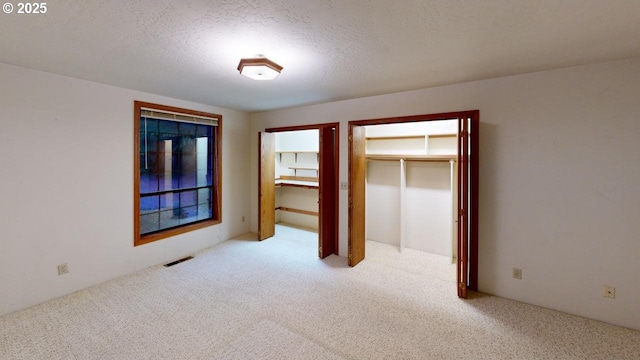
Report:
340,181,348,190
57,263,69,275
602,285,615,299
512,267,522,280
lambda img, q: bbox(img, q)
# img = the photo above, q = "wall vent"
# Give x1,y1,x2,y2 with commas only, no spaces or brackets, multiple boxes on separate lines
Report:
163,256,194,267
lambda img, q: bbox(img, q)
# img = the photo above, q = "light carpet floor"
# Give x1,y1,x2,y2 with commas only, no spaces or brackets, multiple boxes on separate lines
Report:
1,224,639,359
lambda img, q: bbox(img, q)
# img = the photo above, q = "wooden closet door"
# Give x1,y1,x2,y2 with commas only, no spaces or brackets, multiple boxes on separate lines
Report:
348,126,366,266
258,132,276,240
319,127,337,258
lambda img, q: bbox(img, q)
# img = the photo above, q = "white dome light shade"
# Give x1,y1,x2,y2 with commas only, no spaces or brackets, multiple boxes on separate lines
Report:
237,57,283,80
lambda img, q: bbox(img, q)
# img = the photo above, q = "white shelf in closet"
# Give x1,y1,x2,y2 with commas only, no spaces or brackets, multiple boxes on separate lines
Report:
275,179,319,189
366,154,456,162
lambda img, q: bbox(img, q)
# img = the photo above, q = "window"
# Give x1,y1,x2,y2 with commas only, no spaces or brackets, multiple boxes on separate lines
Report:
134,101,222,246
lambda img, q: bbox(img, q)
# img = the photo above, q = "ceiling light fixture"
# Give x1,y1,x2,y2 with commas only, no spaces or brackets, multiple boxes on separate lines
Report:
237,56,283,80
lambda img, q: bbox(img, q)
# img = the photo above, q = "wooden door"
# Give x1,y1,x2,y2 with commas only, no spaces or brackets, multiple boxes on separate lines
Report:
259,132,276,240
348,125,366,266
319,127,337,258
457,118,470,298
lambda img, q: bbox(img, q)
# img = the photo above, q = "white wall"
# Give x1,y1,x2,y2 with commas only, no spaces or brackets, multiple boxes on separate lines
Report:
366,161,454,258
364,120,458,137
0,63,251,316
366,161,401,245
275,129,319,152
276,186,319,230
405,162,453,257
250,58,640,330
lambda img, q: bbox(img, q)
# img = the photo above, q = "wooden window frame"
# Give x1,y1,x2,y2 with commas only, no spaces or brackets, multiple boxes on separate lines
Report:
133,101,222,246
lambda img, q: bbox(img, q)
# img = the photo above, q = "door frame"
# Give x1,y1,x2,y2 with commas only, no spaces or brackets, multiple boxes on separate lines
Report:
261,122,340,257
348,111,479,293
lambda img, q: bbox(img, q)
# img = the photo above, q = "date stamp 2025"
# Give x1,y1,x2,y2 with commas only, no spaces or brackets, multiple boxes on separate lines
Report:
3,2,47,14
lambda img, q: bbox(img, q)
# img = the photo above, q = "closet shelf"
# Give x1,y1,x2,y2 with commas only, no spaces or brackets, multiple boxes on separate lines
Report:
288,166,319,170
275,179,319,189
366,154,456,162
275,151,318,153
279,175,318,182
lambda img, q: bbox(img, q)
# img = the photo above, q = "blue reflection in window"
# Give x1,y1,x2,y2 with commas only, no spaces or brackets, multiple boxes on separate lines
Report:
139,116,215,235
140,195,159,212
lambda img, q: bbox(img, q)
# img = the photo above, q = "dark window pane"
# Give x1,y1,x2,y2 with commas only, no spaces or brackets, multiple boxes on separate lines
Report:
181,152,197,171
196,170,210,187
159,133,175,143
180,206,198,224
179,153,197,188
180,123,196,136
140,172,158,194
196,125,211,137
173,138,183,154
159,120,179,134
139,152,158,174
171,172,180,191
171,154,181,173
197,203,212,220
141,118,158,133
198,188,210,204
158,172,174,191
138,107,218,241
140,213,159,234
140,195,159,212
154,152,167,173
180,136,196,154
179,173,196,188
151,119,160,132
180,190,197,208
159,193,177,211
140,132,158,154
160,210,179,230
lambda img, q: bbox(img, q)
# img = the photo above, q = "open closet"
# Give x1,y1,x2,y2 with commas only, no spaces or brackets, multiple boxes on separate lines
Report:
364,120,458,261
274,129,320,230
259,124,339,259
349,111,478,298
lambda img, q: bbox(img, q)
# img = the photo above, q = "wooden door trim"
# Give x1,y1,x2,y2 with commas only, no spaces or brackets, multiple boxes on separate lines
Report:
266,122,338,133
469,116,479,290
457,118,469,298
348,111,479,127
348,111,479,292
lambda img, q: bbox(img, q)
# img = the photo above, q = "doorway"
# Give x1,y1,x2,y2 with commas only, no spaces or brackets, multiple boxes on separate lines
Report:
259,123,339,259
348,111,479,298
364,120,458,259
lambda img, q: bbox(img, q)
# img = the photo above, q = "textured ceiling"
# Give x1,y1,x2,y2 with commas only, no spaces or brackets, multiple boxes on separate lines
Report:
1,0,639,112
